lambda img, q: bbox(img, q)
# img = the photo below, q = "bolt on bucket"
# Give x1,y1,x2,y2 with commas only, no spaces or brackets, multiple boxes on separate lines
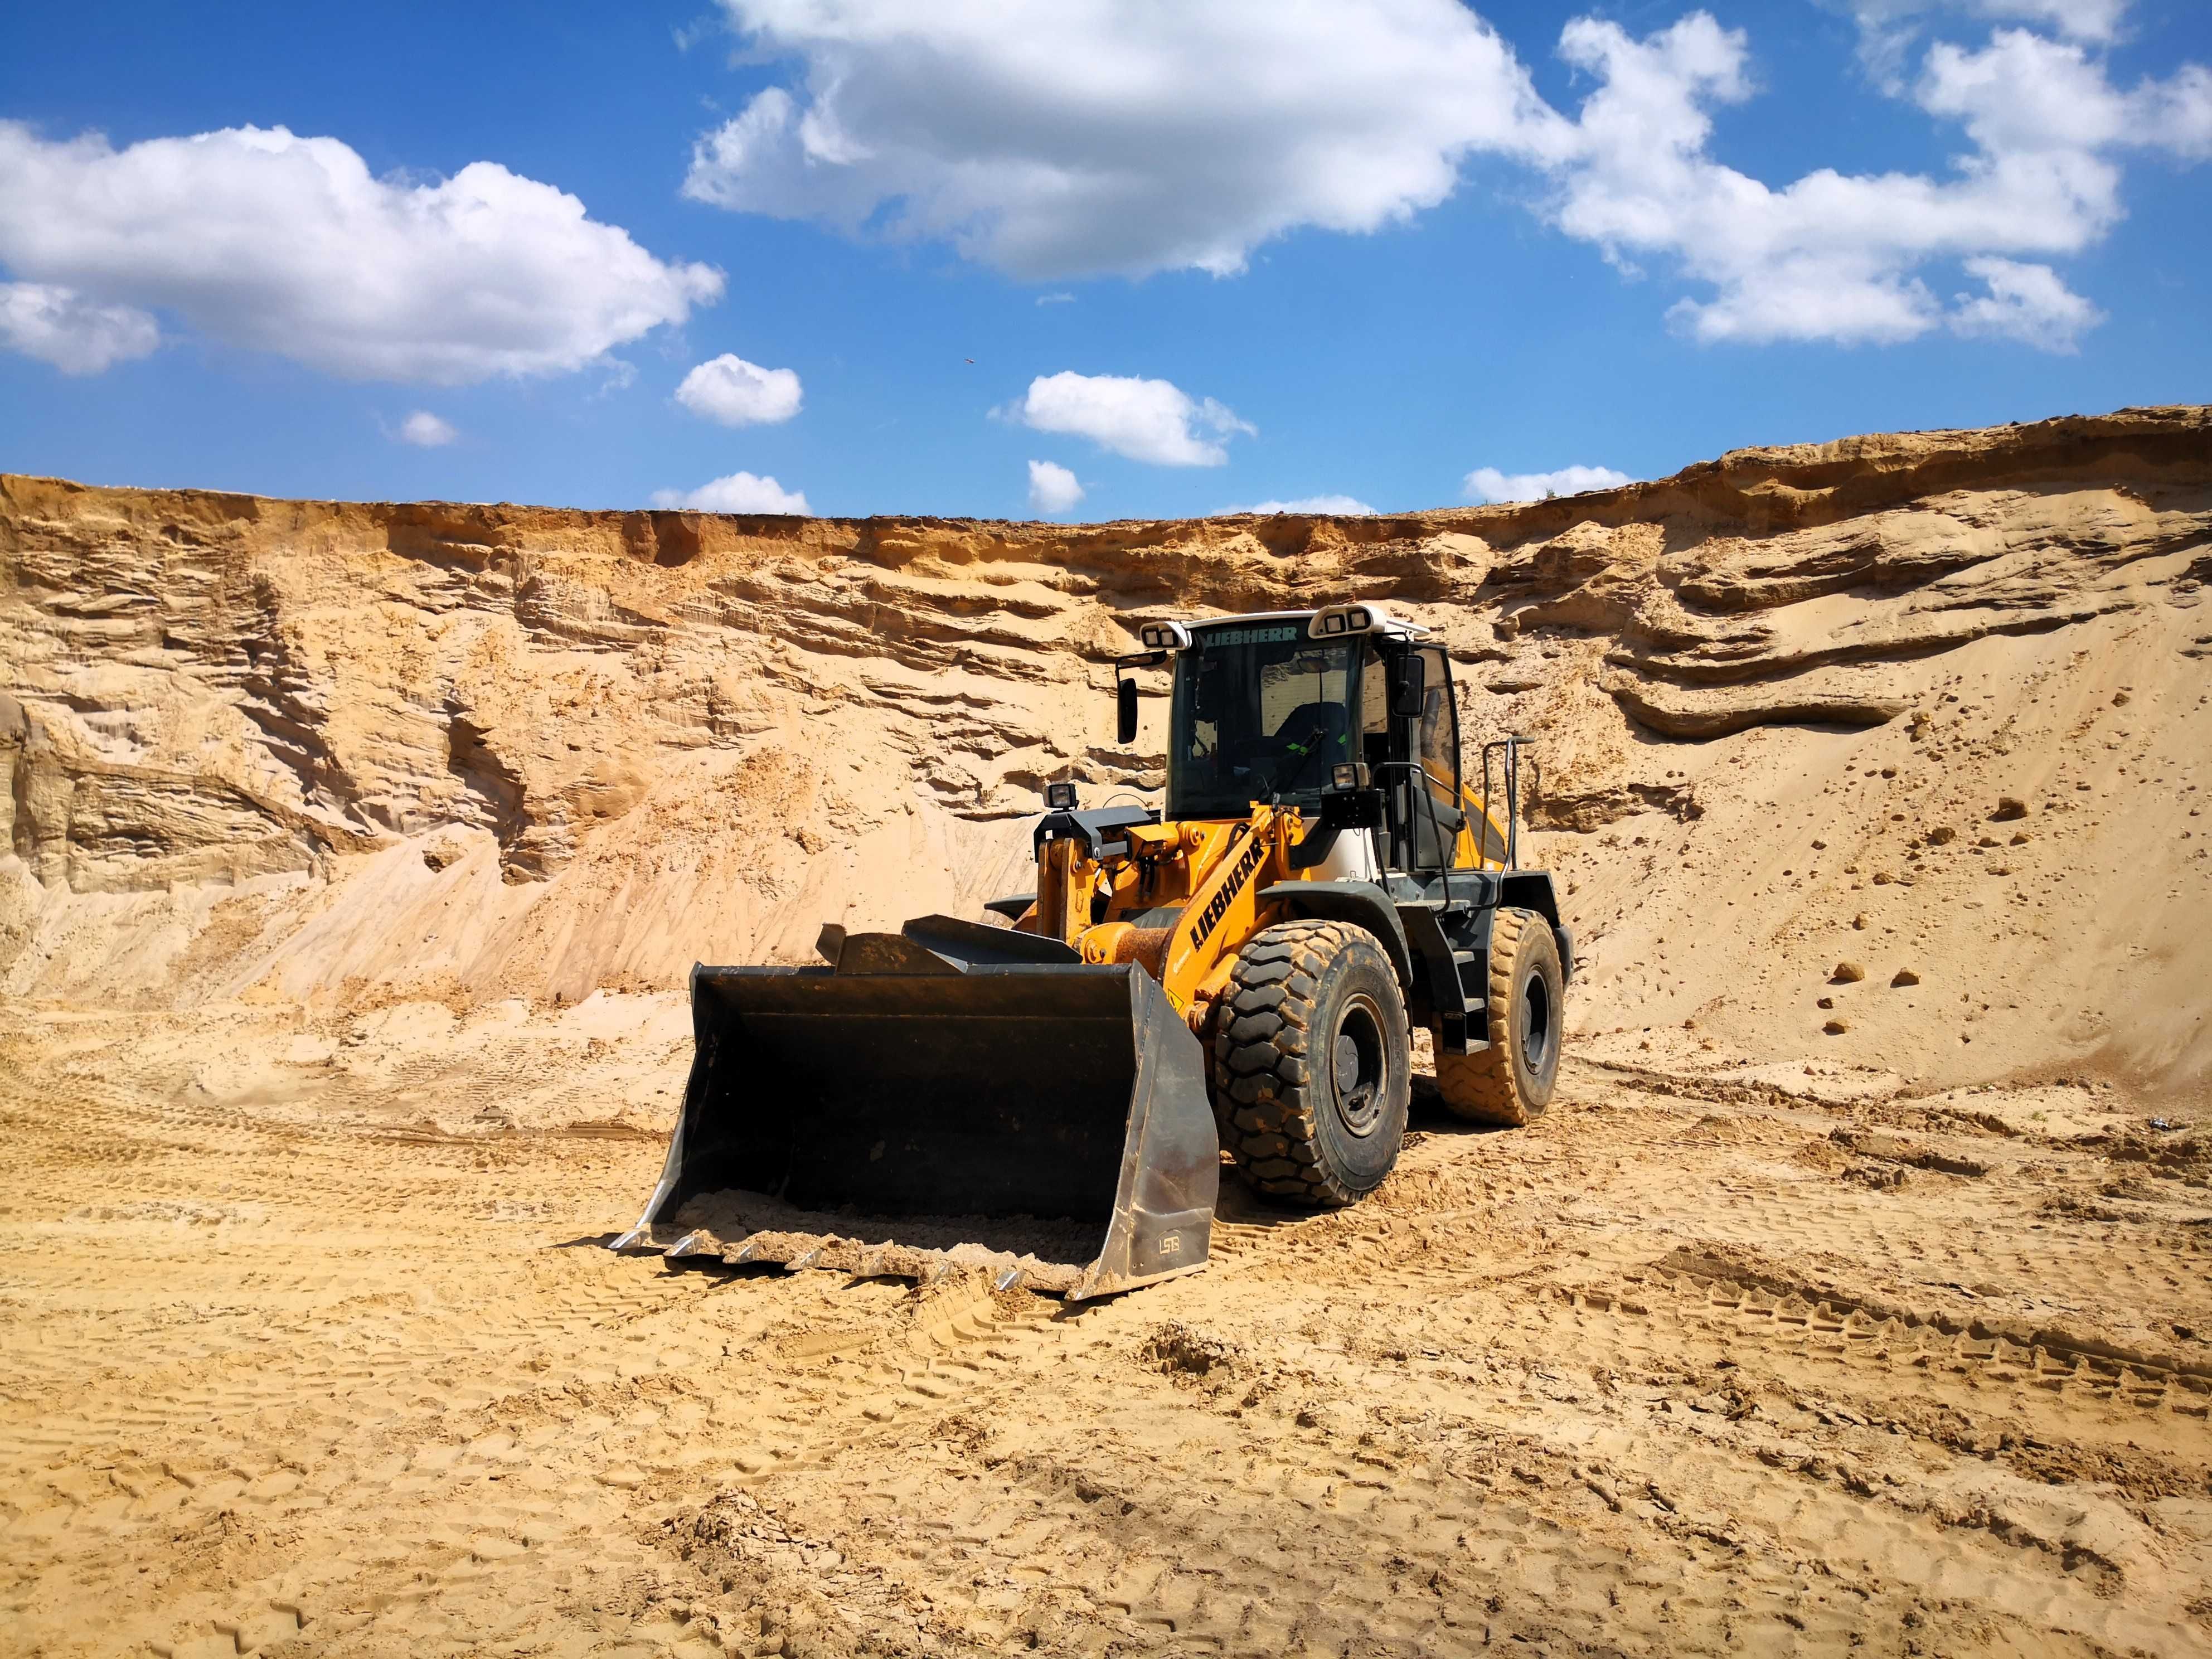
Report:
613,918,1219,1300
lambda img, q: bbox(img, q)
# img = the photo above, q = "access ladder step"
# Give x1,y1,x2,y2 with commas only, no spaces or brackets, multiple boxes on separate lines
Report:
1451,949,1488,1004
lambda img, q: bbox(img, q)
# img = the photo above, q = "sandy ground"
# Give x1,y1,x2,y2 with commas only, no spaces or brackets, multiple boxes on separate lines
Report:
3,1002,2207,1658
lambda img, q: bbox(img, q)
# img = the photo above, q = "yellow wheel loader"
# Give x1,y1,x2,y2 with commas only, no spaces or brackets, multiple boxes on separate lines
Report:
616,602,1571,1299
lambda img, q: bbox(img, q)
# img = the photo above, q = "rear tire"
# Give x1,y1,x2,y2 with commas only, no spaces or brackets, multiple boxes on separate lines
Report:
1433,907,1563,1127
1212,920,1410,1207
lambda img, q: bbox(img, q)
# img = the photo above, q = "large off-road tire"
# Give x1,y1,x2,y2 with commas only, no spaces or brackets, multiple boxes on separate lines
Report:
1212,920,1410,1208
1433,906,1563,1127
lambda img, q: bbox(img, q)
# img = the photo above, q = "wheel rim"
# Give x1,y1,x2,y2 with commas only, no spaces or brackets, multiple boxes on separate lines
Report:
1331,993,1389,1137
1520,969,1553,1072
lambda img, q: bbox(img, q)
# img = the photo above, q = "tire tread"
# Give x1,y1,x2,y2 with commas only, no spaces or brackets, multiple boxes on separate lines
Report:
1212,920,1398,1207
1433,906,1557,1127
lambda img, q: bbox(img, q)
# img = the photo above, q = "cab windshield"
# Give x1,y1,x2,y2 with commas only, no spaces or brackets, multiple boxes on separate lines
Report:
1167,624,1360,819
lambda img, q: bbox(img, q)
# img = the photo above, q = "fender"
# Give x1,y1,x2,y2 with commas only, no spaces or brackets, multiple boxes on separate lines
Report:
1256,880,1415,996
1498,870,1573,984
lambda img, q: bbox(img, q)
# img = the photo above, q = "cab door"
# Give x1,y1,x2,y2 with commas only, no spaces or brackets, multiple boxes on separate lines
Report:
1410,646,1467,872
1416,647,1508,871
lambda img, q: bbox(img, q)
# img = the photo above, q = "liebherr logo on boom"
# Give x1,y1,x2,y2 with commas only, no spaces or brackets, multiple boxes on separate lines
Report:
1187,825,1270,952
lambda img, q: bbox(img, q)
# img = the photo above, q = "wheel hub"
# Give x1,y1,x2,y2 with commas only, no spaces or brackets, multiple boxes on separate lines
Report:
1520,969,1553,1070
1331,993,1389,1137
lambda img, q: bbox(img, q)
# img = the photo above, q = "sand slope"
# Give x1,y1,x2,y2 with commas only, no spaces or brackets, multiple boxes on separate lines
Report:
6,405,2209,1093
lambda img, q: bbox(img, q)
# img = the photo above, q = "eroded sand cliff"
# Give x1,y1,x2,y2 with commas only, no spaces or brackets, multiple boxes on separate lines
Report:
6,405,2208,1093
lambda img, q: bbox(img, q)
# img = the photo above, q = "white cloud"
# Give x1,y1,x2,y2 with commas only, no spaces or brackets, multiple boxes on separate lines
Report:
1464,464,1634,504
0,122,722,381
1530,15,2209,350
651,471,811,514
396,410,458,447
675,352,803,425
1035,293,1076,307
1026,459,1084,515
1949,255,2103,347
1219,495,1377,516
1919,28,2212,157
682,0,1560,280
1846,1,2132,82
671,5,2204,355
1011,371,1253,467
0,280,158,373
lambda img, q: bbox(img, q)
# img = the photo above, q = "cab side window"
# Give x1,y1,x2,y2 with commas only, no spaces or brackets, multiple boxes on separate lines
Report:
1418,647,1457,790
1408,646,1467,871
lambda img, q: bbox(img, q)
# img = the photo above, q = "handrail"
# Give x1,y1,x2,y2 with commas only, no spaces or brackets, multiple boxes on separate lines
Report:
1478,738,1538,872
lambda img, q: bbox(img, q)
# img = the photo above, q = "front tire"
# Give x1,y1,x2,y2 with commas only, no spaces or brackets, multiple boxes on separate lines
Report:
1433,906,1563,1127
1212,920,1410,1207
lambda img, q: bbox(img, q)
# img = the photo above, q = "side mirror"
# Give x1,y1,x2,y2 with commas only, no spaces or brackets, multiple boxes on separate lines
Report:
1115,676,1139,745
1389,652,1426,720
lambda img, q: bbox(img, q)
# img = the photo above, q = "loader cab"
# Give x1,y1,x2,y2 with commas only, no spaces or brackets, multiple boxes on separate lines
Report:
1166,617,1362,821
1147,604,1491,878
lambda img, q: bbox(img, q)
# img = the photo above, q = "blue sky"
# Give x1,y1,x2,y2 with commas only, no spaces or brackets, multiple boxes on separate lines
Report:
2,0,2206,520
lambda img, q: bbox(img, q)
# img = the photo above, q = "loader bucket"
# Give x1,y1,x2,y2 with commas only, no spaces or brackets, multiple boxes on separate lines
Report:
613,922,1219,1300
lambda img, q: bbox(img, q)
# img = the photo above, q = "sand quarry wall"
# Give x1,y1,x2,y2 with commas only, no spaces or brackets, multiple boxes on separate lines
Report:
3,406,2209,1095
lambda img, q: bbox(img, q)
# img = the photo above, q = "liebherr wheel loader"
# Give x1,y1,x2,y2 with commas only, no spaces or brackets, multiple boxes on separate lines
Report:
617,601,1571,1299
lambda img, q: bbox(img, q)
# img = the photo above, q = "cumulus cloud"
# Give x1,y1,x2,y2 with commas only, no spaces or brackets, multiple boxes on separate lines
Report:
1949,255,2104,347
1026,459,1084,515
1846,1,2132,81
682,0,1560,280
651,471,811,515
675,4,2205,353
1464,464,1634,504
396,410,458,447
0,122,722,381
1010,372,1253,467
0,280,158,373
1217,495,1377,516
1531,15,2209,350
675,353,803,425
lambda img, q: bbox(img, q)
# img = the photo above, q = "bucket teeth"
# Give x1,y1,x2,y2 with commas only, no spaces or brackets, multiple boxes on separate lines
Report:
608,1227,649,1253
784,1246,823,1272
993,1267,1027,1293
724,1238,761,1265
668,1230,721,1260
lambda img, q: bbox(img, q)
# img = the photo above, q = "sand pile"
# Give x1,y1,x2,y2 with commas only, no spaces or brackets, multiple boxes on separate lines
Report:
4,404,2208,1094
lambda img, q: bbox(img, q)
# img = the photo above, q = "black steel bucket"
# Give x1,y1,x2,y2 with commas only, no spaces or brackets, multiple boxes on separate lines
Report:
615,919,1219,1299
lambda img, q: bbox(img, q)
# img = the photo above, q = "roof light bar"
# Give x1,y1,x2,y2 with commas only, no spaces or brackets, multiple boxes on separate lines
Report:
1307,601,1419,639
1137,620,1193,651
